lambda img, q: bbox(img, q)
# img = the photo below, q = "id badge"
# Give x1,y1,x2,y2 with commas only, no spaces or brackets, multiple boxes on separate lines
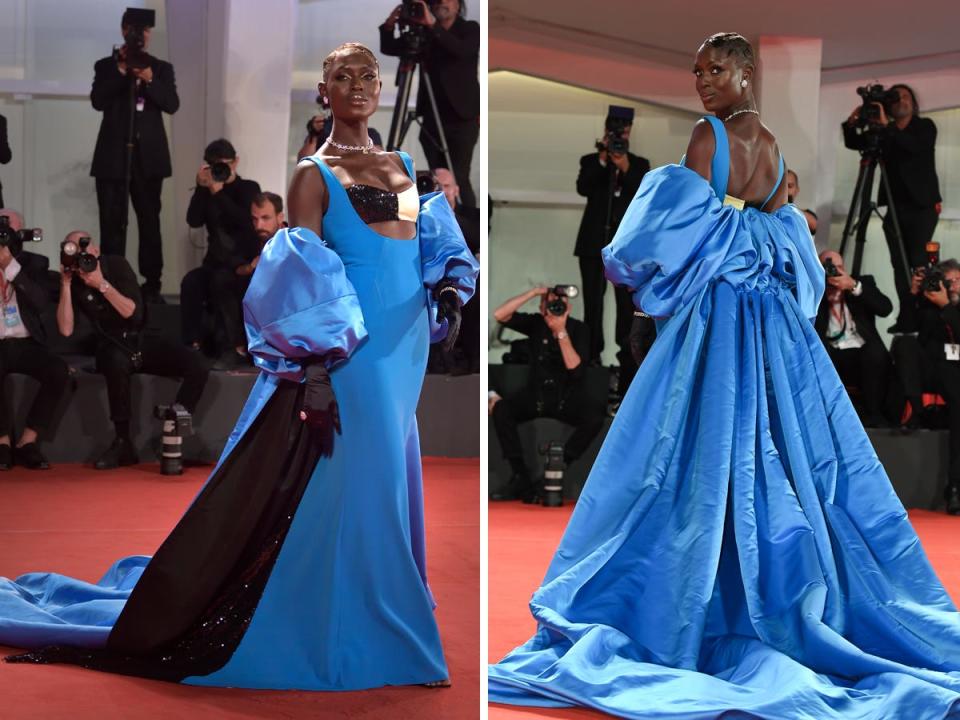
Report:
136,96,145,112
3,305,20,328
946,343,960,361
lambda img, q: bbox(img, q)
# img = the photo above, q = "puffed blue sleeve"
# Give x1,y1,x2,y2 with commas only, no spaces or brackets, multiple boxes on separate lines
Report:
602,164,823,320
243,227,367,381
418,191,480,342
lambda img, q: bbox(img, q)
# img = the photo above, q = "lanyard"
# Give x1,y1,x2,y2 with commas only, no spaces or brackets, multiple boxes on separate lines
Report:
827,299,847,341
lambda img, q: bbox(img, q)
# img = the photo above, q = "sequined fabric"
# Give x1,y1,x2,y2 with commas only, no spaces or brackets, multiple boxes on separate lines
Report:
346,184,401,225
5,381,323,682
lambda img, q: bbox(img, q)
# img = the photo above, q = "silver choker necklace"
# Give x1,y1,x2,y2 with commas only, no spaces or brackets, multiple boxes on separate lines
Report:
327,137,375,154
723,108,759,123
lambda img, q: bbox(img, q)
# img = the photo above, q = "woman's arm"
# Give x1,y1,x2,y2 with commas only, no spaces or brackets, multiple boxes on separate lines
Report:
287,160,328,235
683,119,715,184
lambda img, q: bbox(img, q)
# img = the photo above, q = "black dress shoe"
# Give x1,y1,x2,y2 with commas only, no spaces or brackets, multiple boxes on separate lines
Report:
0,444,11,471
947,486,960,516
15,443,50,470
94,437,139,470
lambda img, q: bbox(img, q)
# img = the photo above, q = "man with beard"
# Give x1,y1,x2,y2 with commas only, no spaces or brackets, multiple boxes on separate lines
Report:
893,259,960,513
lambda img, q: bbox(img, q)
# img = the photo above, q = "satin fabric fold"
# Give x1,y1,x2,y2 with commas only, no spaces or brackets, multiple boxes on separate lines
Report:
490,166,960,719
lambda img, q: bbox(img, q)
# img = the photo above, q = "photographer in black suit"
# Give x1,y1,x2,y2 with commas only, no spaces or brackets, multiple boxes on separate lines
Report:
575,108,650,394
842,84,941,330
490,286,605,502
814,250,894,428
0,210,69,470
380,0,480,208
91,8,179,304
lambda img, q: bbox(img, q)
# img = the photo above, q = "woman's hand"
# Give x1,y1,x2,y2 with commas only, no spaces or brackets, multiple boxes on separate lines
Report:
300,361,341,457
436,286,462,353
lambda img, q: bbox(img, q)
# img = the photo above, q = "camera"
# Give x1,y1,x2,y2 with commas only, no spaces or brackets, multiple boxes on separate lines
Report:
209,161,232,183
546,284,580,316
117,7,154,71
539,441,566,508
0,216,42,254
596,105,635,155
61,235,98,273
395,0,442,57
823,257,841,278
855,84,900,127
921,241,944,293
416,169,438,195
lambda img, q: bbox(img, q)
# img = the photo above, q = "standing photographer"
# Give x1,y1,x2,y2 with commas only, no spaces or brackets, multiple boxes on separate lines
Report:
575,108,650,392
0,210,68,470
91,7,179,304
842,84,941,331
380,0,480,208
490,286,605,502
57,234,208,470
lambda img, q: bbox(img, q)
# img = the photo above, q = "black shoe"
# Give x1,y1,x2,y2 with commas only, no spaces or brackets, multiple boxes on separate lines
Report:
0,444,11,471
947,486,960,516
14,443,49,470
140,283,166,305
94,437,139,470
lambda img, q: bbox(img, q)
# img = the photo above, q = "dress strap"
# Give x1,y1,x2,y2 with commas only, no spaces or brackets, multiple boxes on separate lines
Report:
396,151,415,180
760,153,785,210
703,116,729,201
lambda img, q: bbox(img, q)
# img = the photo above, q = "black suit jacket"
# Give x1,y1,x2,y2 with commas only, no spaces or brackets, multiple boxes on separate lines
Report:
814,275,892,347
900,293,960,365
842,116,941,209
380,17,480,122
0,114,10,201
8,251,51,345
90,55,179,179
574,152,650,257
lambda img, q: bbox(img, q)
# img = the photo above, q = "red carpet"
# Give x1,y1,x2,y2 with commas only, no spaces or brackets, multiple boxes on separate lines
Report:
0,458,479,720
488,502,960,720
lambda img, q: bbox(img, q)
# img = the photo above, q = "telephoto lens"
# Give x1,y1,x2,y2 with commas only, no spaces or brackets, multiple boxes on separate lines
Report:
540,441,566,507
210,162,232,183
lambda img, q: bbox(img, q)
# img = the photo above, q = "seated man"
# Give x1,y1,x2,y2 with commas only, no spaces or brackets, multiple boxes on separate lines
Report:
56,234,210,469
0,209,69,469
490,285,606,502
181,138,261,370
238,191,286,284
814,250,894,428
893,259,960,514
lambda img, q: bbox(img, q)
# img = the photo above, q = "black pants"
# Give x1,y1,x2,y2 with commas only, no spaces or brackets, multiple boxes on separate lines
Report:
579,255,635,375
96,334,209,427
0,338,69,437
181,267,247,350
883,203,939,315
892,336,960,484
827,338,891,418
492,384,606,469
95,157,164,288
420,118,479,208
458,285,481,371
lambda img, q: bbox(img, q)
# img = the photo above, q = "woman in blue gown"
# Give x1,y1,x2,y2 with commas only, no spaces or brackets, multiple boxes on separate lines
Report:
489,32,960,719
0,42,477,690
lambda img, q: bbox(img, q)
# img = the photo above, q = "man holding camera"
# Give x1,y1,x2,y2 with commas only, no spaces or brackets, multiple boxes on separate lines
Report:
0,210,68,470
57,234,209,469
890,260,960,513
814,250,894,428
380,0,480,208
490,286,605,502
843,84,941,330
91,8,179,305
182,139,261,370
575,107,650,395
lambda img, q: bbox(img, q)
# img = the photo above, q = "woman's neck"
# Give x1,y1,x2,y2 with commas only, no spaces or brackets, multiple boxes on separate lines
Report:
327,119,370,149
718,98,757,121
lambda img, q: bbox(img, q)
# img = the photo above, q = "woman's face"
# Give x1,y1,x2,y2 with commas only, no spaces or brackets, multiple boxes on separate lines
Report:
693,45,750,114
319,51,381,121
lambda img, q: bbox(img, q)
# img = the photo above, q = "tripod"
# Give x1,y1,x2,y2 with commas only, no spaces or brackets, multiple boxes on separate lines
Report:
385,47,456,186
837,136,910,290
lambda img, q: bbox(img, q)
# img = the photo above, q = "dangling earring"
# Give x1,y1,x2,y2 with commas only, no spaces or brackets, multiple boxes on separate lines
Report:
741,80,748,88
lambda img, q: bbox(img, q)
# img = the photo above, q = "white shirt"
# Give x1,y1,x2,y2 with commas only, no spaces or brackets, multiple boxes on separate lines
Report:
0,258,30,340
826,282,865,351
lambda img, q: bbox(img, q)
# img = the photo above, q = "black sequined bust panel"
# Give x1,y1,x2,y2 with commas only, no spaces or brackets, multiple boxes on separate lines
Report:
5,381,323,682
346,184,400,224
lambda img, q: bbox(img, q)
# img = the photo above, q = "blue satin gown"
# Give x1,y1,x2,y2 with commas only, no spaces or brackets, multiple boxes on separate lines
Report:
489,117,960,718
0,151,478,690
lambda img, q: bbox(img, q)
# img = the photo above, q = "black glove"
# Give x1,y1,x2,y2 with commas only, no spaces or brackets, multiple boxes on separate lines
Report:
301,359,340,457
435,284,462,354
629,314,657,366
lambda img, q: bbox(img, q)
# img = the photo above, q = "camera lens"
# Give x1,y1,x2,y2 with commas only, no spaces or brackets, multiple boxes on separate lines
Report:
210,162,231,183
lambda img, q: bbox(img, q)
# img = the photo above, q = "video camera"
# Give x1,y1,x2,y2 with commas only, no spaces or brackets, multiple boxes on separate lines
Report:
596,105,634,155
921,241,944,293
396,0,443,58
60,235,98,273
855,84,900,129
546,284,580,316
0,216,42,254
